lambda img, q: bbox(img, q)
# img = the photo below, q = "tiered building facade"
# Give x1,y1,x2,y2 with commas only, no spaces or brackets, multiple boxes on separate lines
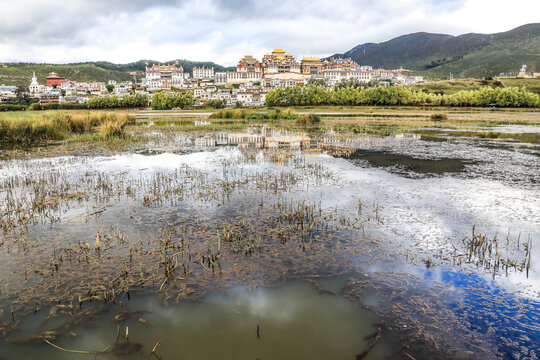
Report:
301,57,323,75
144,64,184,90
227,55,263,84
262,49,301,74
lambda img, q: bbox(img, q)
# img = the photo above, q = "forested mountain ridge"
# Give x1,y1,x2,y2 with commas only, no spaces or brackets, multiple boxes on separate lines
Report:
329,23,540,77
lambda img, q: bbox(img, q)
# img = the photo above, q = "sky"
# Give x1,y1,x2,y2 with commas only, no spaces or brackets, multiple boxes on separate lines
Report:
0,0,538,66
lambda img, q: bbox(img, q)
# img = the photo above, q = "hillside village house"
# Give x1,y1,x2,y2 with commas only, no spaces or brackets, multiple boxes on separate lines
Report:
0,85,16,102
227,71,263,84
39,93,60,105
324,70,372,86
192,67,215,79
215,72,227,85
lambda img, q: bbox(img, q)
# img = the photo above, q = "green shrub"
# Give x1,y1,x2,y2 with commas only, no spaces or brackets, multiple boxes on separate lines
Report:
204,99,226,109
430,113,448,121
209,108,300,120
27,103,43,111
151,92,193,110
88,93,149,109
0,104,27,111
26,102,88,111
209,109,254,119
296,114,321,127
264,85,540,108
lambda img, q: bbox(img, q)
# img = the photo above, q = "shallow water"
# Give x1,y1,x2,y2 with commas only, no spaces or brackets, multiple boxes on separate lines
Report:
1,280,387,360
0,121,539,359
343,149,471,175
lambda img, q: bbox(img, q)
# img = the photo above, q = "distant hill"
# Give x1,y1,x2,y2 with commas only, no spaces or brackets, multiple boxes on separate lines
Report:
85,60,234,75
0,60,234,86
329,24,540,78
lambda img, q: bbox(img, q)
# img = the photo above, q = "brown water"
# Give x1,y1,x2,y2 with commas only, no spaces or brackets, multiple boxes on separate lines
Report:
1,280,389,360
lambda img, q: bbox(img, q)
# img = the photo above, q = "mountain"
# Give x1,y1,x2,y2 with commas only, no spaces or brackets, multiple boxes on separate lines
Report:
329,24,540,78
0,60,234,86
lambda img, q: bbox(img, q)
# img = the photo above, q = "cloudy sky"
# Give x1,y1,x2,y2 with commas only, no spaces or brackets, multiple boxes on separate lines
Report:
0,0,538,66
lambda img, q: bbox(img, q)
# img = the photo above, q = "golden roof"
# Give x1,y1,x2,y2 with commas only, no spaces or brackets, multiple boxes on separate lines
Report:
241,55,257,62
47,72,64,78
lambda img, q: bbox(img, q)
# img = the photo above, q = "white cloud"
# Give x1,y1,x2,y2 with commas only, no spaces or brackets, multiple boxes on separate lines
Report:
0,0,538,65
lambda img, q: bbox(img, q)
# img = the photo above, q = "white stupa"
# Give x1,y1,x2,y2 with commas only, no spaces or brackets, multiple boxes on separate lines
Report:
29,71,41,93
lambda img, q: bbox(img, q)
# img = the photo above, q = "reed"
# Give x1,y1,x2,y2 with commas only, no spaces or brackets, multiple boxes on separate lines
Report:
99,118,128,138
460,226,534,279
0,111,133,144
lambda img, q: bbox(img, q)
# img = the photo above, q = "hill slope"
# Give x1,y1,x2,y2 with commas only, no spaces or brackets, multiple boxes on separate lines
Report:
0,60,234,86
330,23,540,78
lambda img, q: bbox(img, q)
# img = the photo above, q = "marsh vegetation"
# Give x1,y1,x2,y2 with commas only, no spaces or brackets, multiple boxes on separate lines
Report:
0,111,134,145
0,108,538,359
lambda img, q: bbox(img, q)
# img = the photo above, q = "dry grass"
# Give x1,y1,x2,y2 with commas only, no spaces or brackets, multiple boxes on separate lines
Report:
0,111,134,144
320,108,540,126
100,118,128,138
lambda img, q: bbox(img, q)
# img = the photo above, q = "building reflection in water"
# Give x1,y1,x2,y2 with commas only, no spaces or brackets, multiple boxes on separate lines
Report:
163,125,421,159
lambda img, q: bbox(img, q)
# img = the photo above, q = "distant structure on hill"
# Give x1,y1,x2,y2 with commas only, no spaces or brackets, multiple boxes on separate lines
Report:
46,72,66,87
29,71,40,93
518,65,527,78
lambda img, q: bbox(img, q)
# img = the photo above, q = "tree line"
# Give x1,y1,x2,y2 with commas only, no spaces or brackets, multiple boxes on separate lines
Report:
3,93,150,111
86,93,149,109
265,85,540,108
150,92,194,110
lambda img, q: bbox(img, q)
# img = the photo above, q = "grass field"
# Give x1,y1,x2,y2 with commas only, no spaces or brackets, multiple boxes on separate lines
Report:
408,78,540,95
